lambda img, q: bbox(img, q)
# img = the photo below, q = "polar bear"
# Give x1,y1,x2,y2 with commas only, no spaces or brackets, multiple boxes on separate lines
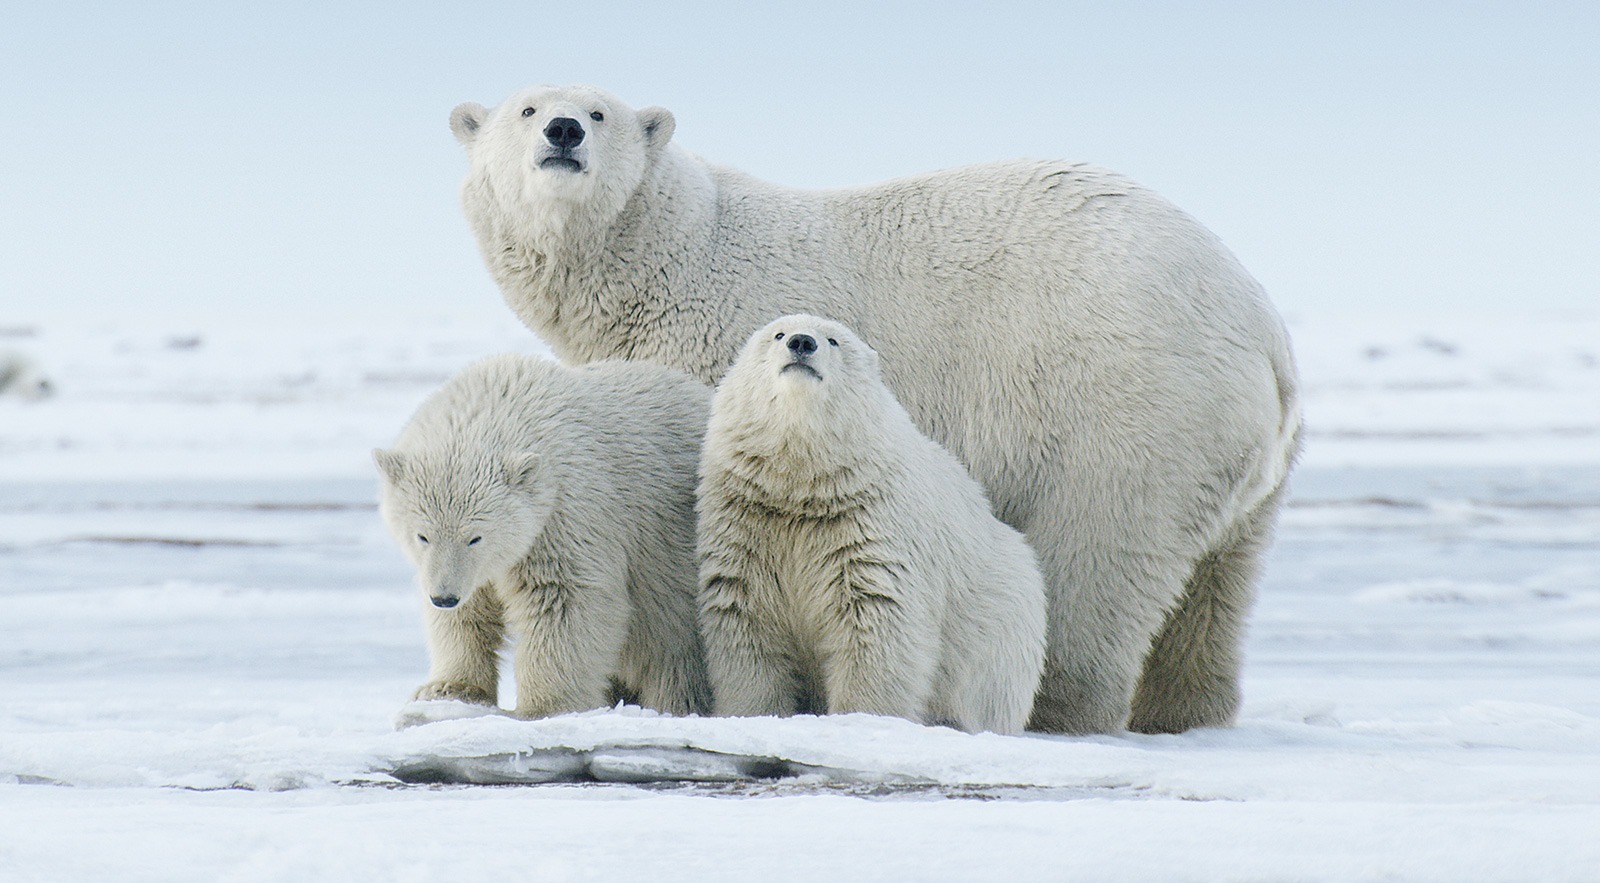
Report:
697,315,1047,734
450,84,1302,735
375,354,713,719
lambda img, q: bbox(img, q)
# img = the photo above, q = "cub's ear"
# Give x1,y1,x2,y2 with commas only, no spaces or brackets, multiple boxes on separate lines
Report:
450,102,488,147
503,452,543,490
373,448,407,484
638,106,675,152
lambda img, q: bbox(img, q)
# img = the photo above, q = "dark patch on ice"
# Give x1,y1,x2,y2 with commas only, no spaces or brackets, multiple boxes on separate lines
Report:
359,775,1157,802
627,781,1159,802
17,500,375,514
5,773,69,786
379,746,1178,801
62,535,284,549
1418,337,1458,356
385,746,876,787
1323,496,1429,510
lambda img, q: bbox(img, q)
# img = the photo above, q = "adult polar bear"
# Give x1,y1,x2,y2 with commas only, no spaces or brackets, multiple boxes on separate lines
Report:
450,84,1301,735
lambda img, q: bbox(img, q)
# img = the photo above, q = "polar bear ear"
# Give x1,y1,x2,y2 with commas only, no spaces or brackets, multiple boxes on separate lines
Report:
373,448,407,484
502,452,544,490
638,106,675,152
450,102,488,147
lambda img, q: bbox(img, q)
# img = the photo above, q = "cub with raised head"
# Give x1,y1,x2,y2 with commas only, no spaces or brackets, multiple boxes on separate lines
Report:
697,314,1046,734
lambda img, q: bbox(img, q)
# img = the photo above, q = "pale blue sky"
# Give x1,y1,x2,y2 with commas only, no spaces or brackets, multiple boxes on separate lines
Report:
2,1,1595,321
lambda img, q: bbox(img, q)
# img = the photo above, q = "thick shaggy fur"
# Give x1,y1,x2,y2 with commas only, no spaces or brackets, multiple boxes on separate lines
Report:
376,354,713,718
697,316,1046,734
452,84,1302,734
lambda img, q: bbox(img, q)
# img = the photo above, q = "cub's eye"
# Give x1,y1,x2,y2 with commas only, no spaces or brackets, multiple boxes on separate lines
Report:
827,338,839,346
774,332,785,340
589,111,604,122
521,107,536,118
416,534,429,544
468,537,482,546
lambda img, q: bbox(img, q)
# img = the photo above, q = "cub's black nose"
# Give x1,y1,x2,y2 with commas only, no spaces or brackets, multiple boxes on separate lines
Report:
543,117,585,149
786,334,818,356
431,594,460,609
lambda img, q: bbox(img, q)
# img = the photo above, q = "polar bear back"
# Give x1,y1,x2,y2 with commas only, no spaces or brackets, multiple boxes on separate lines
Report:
537,152,1293,544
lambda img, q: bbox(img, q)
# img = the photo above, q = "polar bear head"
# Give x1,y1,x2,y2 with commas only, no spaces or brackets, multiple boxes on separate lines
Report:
713,314,895,454
742,313,881,388
451,84,675,243
374,448,557,609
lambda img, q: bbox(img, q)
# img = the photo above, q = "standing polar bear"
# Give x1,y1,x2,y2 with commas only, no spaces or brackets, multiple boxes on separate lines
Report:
376,354,713,719
451,84,1302,734
697,315,1047,734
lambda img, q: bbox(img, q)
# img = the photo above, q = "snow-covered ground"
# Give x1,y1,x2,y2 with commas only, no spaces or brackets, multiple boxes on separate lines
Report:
1,307,1597,881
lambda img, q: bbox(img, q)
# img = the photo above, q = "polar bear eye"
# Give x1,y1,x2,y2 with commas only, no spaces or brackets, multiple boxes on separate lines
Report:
416,534,429,544
521,107,536,118
468,537,482,546
774,332,785,341
827,338,839,347
589,111,604,122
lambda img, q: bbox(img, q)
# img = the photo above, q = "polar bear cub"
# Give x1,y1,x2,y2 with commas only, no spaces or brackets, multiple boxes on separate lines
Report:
376,354,713,719
696,315,1047,734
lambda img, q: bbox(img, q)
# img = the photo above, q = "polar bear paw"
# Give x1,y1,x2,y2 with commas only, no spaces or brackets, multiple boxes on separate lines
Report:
412,681,497,706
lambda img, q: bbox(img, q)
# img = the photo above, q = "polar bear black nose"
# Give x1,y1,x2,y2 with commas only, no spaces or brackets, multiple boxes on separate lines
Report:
544,117,585,149
431,594,460,609
786,334,818,356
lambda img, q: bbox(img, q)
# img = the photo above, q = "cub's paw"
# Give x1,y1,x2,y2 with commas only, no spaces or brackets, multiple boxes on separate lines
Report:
395,683,503,730
412,681,496,706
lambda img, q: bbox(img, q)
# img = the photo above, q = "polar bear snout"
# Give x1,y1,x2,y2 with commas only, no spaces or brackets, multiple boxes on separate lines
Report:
786,334,819,357
430,593,461,609
544,117,586,150
535,116,588,173
779,333,823,381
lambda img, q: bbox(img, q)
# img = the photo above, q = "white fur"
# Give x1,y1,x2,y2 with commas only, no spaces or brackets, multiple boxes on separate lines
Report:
697,316,1046,734
376,354,713,718
453,84,1302,734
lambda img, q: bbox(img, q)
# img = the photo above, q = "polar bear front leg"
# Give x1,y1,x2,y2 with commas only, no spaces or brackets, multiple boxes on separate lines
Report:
818,559,936,723
697,529,800,717
414,586,504,707
503,574,630,719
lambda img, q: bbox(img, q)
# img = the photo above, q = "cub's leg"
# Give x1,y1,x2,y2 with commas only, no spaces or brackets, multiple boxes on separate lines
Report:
698,514,802,716
502,569,630,719
413,586,504,707
819,556,937,723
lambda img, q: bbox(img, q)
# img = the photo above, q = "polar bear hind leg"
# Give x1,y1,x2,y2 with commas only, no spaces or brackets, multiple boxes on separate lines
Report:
1127,482,1287,734
1024,506,1193,735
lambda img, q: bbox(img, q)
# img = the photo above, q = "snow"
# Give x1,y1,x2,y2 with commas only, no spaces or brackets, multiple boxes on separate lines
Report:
2,308,1598,881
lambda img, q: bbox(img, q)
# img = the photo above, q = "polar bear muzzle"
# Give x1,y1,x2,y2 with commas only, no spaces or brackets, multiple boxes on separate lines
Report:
543,117,585,149
780,334,823,381
538,117,587,173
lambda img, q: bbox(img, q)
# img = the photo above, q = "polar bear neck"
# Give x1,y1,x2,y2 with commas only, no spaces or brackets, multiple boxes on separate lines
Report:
708,375,908,493
472,145,729,377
